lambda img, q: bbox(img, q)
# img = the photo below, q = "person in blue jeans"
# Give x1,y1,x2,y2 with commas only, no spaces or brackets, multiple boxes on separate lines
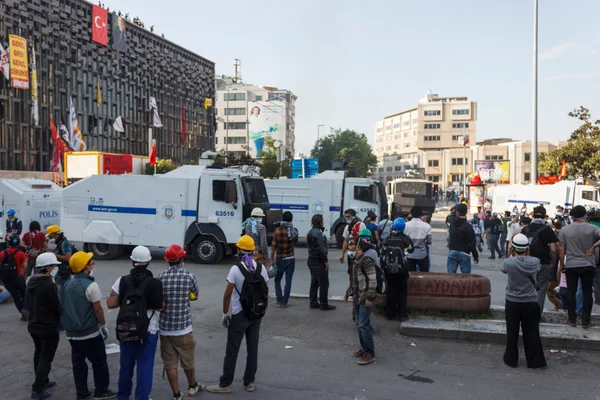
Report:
270,212,299,308
107,246,165,400
447,204,479,274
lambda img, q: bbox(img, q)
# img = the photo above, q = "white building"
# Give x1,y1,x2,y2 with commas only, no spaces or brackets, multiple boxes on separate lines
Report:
215,76,296,158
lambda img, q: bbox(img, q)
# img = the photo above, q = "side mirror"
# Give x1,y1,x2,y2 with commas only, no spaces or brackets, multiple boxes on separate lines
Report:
225,181,238,209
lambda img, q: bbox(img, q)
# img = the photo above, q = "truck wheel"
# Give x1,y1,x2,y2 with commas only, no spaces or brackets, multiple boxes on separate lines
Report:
89,243,122,260
335,225,346,249
192,236,223,264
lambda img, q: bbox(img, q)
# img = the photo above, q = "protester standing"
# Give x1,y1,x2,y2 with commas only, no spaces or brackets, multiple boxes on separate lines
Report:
157,245,203,400
62,251,116,400
45,225,73,302
447,204,479,274
501,234,547,369
307,215,335,311
207,236,269,394
469,213,485,252
270,211,299,308
377,214,393,242
106,246,165,400
403,206,432,272
488,213,504,260
243,208,269,266
558,205,600,328
339,209,360,270
27,253,61,400
0,233,27,320
21,221,47,279
500,211,511,251
4,209,23,240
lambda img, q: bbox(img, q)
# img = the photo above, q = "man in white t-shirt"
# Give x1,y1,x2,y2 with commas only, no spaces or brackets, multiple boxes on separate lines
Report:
208,236,269,395
107,246,164,400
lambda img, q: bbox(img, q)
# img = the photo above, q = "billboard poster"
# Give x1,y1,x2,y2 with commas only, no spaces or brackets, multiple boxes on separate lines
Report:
8,34,28,89
103,153,133,175
248,101,286,158
474,161,510,184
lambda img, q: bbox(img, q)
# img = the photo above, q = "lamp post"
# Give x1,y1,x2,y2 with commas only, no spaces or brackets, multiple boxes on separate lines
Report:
225,88,230,161
317,124,324,161
531,0,539,184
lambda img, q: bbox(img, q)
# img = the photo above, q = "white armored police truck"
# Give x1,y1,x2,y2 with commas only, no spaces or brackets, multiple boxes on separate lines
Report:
60,163,269,264
265,171,388,247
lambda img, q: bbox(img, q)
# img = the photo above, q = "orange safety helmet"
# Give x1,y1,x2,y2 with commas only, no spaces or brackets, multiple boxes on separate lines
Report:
164,244,186,261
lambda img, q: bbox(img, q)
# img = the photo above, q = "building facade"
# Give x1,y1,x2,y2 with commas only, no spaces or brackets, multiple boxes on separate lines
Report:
215,75,296,158
0,0,215,171
374,92,477,188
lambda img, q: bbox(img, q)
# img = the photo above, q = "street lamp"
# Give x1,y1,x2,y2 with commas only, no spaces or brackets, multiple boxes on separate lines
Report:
531,0,539,184
317,124,324,159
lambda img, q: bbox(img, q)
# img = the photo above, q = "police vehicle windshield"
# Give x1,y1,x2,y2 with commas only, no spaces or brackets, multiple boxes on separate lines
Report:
242,177,268,204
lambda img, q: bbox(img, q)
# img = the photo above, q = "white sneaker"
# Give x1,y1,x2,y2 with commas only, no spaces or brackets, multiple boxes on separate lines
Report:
186,382,206,396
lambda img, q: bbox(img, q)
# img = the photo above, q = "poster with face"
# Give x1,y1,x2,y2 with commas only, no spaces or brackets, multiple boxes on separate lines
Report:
247,101,286,158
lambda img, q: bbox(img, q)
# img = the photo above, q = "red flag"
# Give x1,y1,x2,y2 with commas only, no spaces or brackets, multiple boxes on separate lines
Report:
149,144,157,166
181,106,186,143
50,115,68,172
92,5,108,46
560,159,567,177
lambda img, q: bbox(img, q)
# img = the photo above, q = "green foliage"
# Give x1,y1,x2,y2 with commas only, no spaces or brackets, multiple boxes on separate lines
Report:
260,158,291,179
310,128,378,177
145,159,178,175
538,106,600,179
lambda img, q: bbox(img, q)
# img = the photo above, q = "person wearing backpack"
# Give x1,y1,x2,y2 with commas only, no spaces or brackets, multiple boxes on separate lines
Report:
62,251,116,400
381,218,414,322
270,211,299,308
27,253,61,400
344,230,378,366
521,206,559,311
106,245,165,400
469,213,485,252
21,221,48,279
157,245,203,400
207,235,269,394
0,233,28,320
501,234,547,369
404,206,432,272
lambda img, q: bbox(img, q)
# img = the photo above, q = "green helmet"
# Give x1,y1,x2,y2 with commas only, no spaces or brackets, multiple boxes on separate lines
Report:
358,228,372,239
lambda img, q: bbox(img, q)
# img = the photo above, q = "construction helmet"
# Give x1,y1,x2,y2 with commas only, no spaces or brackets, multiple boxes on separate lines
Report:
393,218,406,233
251,207,265,217
6,209,15,216
45,225,61,237
358,229,372,239
36,253,59,268
236,235,255,252
165,244,185,261
6,233,20,247
69,251,94,273
130,245,152,264
351,222,366,237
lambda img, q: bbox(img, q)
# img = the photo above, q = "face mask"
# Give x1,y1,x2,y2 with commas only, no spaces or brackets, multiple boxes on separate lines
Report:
256,218,263,223
48,239,55,244
347,250,356,259
345,217,353,223
89,269,94,276
49,267,58,278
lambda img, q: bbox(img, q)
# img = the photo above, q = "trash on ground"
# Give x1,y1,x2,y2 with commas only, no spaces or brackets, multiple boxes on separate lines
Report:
285,346,293,349
105,343,120,354
410,342,416,347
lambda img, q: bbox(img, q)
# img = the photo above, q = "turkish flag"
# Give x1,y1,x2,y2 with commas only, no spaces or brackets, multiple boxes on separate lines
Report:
149,144,157,166
92,5,108,46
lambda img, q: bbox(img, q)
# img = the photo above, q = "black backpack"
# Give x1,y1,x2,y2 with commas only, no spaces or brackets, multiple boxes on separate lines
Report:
0,250,18,281
382,246,408,275
235,262,268,320
360,258,386,294
116,275,154,342
523,225,547,260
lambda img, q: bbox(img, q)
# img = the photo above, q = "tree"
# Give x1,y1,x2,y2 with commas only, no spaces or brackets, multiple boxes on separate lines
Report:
310,128,377,177
145,159,178,175
538,106,600,179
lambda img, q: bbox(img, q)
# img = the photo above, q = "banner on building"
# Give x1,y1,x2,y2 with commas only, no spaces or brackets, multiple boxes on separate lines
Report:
204,98,212,110
0,43,9,81
8,35,28,89
69,96,87,151
474,161,510,184
112,13,127,52
149,97,163,127
103,153,132,175
31,43,38,125
248,101,286,158
92,5,108,46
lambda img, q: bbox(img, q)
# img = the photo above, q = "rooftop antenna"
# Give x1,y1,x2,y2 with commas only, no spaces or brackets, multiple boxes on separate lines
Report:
233,58,242,83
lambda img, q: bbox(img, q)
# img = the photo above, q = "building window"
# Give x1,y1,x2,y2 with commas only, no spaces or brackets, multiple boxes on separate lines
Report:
224,108,246,115
403,120,410,126
452,109,470,115
424,110,441,116
524,152,531,162
393,123,400,130
452,158,468,165
255,95,263,101
404,143,410,148
404,132,410,137
224,93,246,101
376,127,383,133
424,123,440,129
424,136,441,141
395,144,400,149
385,125,392,132
451,174,461,182
452,123,470,129
394,166,402,171
386,167,393,172
226,137,247,144
485,155,505,161
452,135,460,141
224,122,247,130
376,138,383,143
431,176,440,182
386,146,392,150
394,134,401,140
428,160,439,167
524,172,531,182
378,167,384,172
412,119,418,124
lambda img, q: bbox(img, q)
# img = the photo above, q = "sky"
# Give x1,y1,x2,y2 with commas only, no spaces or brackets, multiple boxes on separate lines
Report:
105,0,600,155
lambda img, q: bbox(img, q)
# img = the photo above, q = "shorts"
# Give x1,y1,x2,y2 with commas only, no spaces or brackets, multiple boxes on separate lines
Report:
160,333,196,370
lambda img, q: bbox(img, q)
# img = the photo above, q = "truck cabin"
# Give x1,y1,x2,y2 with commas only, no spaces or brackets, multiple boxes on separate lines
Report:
389,179,435,216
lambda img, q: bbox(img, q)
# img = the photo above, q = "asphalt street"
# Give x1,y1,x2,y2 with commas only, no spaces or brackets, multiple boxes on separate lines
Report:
1,214,599,399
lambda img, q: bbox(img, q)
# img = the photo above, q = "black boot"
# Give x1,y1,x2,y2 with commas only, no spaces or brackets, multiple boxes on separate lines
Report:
321,304,336,311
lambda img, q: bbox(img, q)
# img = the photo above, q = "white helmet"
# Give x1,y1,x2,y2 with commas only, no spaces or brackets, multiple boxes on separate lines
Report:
512,233,529,253
130,245,152,263
251,207,265,217
36,253,59,268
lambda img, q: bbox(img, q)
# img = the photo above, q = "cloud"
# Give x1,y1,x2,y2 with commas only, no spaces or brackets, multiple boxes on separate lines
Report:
539,42,596,61
548,72,600,81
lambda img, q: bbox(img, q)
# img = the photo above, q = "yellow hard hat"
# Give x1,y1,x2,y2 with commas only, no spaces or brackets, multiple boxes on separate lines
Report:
69,251,94,273
189,292,197,301
236,235,255,252
46,224,61,237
